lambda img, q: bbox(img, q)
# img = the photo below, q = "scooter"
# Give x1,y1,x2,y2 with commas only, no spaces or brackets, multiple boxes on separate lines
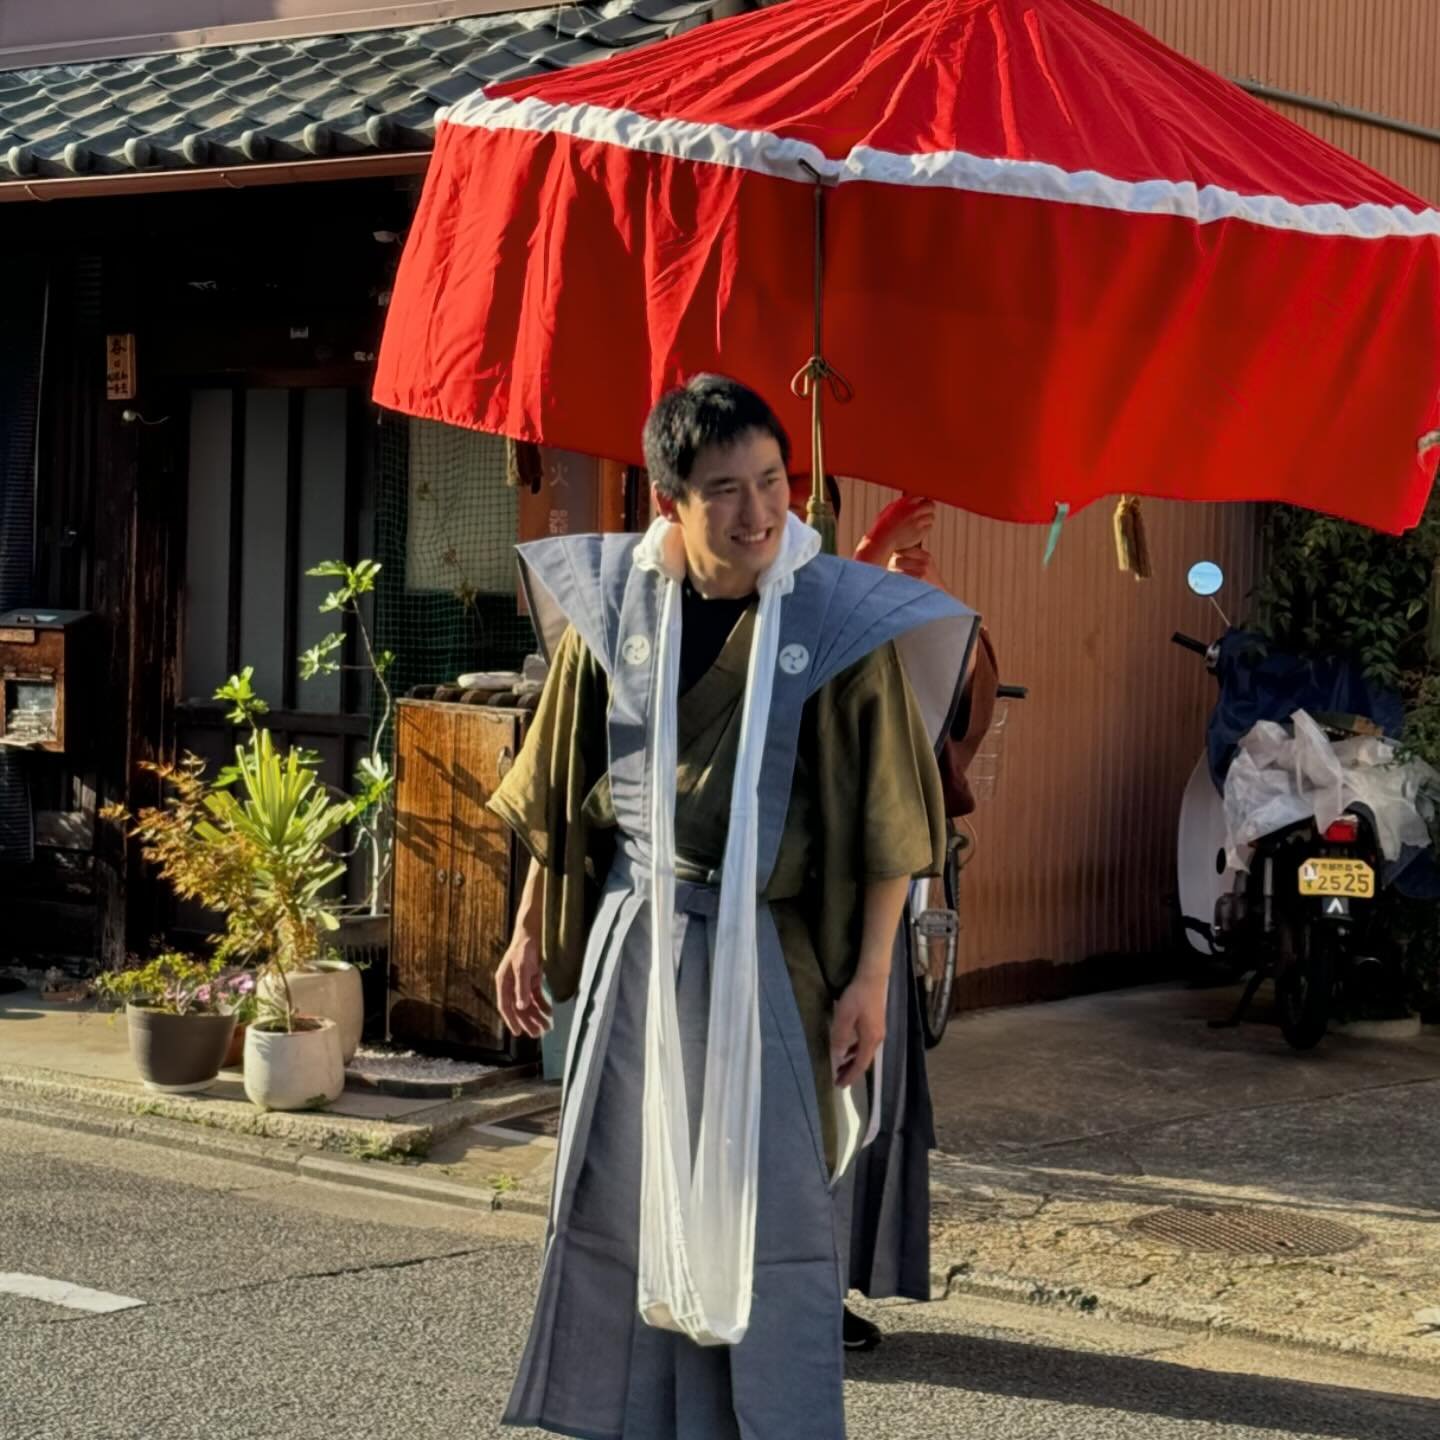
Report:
1173,563,1389,1050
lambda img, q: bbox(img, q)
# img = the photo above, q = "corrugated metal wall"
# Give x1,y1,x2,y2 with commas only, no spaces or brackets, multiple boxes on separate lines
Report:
858,1,1440,1006
839,487,1262,1002
1101,0,1440,201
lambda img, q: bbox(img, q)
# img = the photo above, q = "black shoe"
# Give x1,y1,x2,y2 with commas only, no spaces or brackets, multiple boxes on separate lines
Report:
843,1305,882,1352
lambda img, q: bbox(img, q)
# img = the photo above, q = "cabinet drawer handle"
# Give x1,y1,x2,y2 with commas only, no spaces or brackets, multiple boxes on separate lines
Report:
452,872,465,888
436,868,448,884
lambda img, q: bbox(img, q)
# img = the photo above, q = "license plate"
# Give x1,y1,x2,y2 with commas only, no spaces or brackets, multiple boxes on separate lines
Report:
1299,859,1374,899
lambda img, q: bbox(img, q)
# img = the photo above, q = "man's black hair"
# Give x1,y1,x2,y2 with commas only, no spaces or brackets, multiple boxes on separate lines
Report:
642,374,792,501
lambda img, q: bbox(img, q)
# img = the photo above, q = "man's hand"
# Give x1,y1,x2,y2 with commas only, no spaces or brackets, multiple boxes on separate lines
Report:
831,970,888,1088
833,873,909,1087
497,858,550,1038
497,930,551,1038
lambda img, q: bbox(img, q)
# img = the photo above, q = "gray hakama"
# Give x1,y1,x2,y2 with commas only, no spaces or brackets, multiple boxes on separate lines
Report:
846,927,936,1302
498,534,974,1439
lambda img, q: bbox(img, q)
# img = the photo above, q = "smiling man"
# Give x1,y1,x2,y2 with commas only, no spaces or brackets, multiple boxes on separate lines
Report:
488,375,975,1439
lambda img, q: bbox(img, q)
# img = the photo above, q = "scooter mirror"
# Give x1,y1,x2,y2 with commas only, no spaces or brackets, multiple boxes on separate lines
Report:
1187,561,1225,597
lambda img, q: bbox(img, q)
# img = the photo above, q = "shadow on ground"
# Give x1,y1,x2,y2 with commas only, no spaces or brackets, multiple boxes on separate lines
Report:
854,1328,1438,1438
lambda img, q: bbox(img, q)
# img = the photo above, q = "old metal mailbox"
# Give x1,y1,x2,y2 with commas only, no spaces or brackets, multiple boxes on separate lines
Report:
0,609,92,754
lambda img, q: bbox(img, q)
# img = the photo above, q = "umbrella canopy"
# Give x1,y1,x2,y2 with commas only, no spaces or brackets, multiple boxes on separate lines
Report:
375,0,1440,534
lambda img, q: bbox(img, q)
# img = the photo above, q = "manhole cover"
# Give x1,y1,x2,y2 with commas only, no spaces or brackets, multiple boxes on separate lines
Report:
1127,1205,1367,1257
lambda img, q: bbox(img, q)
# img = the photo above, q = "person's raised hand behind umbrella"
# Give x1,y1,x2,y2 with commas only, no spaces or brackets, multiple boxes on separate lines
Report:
854,495,936,575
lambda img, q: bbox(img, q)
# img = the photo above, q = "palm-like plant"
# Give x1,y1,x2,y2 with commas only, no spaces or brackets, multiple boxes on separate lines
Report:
104,730,357,1033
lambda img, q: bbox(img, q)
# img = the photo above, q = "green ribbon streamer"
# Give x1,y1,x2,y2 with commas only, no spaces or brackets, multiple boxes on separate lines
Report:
1042,502,1070,567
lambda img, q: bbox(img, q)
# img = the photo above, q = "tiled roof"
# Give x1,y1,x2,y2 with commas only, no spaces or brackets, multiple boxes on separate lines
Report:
0,2,720,180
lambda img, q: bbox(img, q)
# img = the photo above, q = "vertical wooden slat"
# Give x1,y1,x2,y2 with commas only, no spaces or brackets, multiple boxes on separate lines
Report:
92,383,137,964
224,386,245,682
237,388,289,704
282,388,303,712
448,707,526,1055
341,388,364,719
123,391,188,953
390,701,455,1047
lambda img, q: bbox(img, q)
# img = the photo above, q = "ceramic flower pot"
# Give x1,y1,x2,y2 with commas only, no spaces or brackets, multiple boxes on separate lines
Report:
125,1005,236,1094
222,1023,247,1070
242,1017,345,1112
259,960,363,1064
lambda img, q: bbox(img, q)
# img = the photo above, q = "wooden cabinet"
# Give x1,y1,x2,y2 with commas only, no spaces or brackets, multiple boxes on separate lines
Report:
390,699,534,1061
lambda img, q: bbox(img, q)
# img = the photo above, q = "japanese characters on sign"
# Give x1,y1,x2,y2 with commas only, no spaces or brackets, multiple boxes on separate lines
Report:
105,334,136,401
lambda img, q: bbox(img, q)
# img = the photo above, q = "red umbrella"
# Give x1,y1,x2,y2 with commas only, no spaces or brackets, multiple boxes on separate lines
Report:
375,0,1440,536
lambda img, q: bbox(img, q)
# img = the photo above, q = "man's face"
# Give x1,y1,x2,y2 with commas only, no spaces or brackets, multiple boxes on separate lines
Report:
661,429,790,589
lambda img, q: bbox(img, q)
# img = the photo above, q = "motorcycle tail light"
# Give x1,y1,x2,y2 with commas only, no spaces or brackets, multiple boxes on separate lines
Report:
1324,816,1360,843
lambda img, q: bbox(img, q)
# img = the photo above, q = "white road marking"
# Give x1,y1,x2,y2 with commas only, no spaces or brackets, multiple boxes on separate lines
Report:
0,1272,145,1314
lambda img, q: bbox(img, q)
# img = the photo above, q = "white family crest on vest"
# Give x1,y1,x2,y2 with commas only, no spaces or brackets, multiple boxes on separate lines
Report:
632,512,819,1347
621,634,652,666
778,643,810,676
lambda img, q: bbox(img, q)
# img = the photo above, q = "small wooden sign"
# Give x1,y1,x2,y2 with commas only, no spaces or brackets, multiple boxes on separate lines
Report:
0,627,35,645
105,334,136,401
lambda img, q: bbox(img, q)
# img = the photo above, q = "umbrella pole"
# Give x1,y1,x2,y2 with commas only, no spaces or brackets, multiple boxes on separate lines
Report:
793,172,846,557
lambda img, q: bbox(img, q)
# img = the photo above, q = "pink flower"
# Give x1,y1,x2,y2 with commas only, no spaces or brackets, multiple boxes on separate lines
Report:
194,984,213,1007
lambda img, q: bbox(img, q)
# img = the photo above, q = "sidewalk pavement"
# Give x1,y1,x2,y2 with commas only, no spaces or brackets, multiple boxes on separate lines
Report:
7,980,1440,1368
0,988,562,1213
921,982,1440,1370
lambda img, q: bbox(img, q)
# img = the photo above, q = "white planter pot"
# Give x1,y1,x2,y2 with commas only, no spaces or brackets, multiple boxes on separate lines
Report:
242,1018,345,1112
260,961,363,1063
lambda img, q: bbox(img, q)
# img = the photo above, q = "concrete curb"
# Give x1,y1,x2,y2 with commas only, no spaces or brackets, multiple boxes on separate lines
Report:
930,1261,1440,1376
293,1152,550,1217
0,1087,553,1217
0,1060,555,1163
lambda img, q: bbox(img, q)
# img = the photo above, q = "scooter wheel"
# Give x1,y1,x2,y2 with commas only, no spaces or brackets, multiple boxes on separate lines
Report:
1275,919,1334,1051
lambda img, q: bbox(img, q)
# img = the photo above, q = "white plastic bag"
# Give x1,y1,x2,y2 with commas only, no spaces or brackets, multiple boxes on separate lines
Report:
1223,709,1436,870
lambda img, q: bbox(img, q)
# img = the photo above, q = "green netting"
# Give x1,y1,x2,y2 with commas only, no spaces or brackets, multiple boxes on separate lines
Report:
374,413,536,708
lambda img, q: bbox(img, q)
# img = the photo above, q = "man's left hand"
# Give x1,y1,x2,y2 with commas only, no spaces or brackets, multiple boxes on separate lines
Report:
831,970,888,1088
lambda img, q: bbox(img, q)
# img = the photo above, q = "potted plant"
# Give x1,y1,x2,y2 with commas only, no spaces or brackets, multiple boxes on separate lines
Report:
94,952,249,1093
243,1000,346,1112
103,726,358,1109
210,666,375,1063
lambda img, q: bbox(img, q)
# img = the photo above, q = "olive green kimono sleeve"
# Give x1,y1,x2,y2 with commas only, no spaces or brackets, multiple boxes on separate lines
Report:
810,640,947,993
487,626,613,1002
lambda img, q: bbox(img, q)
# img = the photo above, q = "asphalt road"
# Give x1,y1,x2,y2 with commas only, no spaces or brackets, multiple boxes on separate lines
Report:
3,1116,1437,1440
